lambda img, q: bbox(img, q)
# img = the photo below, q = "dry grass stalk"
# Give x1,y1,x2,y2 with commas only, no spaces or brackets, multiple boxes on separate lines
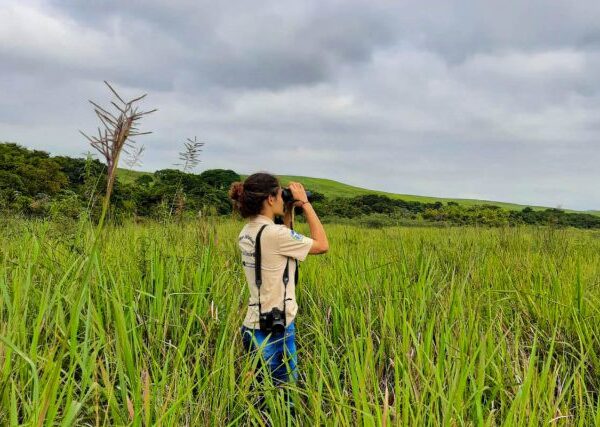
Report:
169,136,205,219
124,145,146,169
176,136,204,173
78,81,156,284
80,80,156,205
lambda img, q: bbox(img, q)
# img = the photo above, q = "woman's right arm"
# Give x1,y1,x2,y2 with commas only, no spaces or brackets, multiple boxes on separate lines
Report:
288,182,329,254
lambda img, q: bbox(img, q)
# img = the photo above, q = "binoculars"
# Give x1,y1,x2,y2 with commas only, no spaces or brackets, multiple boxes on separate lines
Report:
281,188,312,204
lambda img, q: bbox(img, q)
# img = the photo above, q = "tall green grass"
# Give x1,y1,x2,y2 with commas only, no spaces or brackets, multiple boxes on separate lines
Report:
1,217,599,425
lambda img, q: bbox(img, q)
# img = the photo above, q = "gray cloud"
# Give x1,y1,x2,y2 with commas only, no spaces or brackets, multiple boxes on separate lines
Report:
0,0,599,210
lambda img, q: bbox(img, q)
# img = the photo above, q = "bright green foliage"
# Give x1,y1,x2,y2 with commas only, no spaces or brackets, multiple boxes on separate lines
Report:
0,143,68,195
1,218,599,424
0,143,68,206
0,144,239,220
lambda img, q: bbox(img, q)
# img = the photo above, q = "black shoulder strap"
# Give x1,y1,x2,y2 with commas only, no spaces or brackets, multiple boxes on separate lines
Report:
295,259,298,285
290,224,300,286
255,224,291,288
254,224,269,288
253,224,293,323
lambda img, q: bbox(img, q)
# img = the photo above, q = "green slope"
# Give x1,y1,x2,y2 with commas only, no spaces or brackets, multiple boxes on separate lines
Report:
242,174,598,215
117,168,598,215
117,168,153,184
243,174,555,212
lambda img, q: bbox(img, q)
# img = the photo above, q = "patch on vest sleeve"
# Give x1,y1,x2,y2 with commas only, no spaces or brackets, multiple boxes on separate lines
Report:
290,230,303,241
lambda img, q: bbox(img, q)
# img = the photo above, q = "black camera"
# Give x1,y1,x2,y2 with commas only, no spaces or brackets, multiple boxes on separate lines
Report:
259,307,286,334
281,188,312,204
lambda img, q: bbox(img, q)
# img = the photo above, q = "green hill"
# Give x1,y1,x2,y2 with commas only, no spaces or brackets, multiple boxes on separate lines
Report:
261,174,546,211
117,168,598,215
117,168,153,184
244,174,579,213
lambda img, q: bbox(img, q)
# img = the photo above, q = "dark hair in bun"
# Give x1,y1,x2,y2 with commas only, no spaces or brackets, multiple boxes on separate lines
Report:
228,172,280,218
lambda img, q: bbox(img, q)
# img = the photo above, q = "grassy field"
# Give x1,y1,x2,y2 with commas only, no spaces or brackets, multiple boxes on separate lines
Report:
1,217,600,425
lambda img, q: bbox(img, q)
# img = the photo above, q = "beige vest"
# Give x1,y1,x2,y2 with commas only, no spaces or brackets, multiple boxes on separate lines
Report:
238,214,313,328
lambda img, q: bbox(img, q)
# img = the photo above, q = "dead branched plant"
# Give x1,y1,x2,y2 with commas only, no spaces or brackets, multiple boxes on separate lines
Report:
81,80,156,212
79,81,156,280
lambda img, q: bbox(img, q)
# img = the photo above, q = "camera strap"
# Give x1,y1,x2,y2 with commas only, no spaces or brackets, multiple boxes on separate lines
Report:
252,224,290,321
275,216,300,285
290,226,299,286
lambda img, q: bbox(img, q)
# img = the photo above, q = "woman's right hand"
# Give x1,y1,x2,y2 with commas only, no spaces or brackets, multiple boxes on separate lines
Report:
288,182,309,206
287,182,328,255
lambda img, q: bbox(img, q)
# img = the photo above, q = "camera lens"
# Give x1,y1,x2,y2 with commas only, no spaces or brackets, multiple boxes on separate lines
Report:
271,308,286,334
272,322,285,334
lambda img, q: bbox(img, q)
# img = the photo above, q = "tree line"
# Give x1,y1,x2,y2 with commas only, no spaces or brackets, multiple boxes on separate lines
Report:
0,142,237,221
312,195,600,229
2,142,599,229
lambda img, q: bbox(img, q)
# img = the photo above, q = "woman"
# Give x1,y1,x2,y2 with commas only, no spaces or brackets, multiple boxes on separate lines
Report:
229,172,329,386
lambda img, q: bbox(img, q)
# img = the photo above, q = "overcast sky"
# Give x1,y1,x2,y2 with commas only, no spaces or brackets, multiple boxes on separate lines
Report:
1,0,599,210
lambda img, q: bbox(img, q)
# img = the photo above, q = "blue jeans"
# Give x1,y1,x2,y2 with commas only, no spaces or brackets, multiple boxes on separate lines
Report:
241,322,298,385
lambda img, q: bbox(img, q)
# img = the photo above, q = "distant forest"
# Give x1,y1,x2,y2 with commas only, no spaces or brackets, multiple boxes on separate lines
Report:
1,142,600,229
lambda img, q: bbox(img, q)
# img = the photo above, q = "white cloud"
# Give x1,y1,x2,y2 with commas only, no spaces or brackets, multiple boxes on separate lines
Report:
0,3,114,68
0,0,599,210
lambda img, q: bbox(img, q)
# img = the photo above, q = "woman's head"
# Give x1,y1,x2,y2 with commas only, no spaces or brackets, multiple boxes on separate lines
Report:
229,172,284,218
